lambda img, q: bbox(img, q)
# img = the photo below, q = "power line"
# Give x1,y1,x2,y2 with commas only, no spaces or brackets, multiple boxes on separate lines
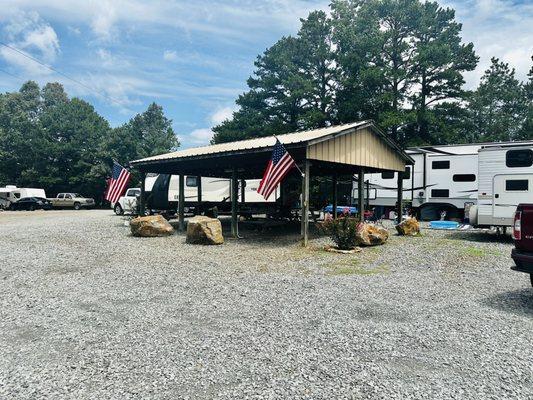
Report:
0,41,127,107
0,66,26,82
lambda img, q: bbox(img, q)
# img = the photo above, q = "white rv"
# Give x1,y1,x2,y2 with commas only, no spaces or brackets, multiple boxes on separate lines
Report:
112,175,275,215
0,186,47,209
470,144,533,228
360,140,533,221
360,144,481,220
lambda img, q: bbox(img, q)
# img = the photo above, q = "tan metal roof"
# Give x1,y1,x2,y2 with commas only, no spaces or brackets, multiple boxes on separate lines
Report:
131,120,371,164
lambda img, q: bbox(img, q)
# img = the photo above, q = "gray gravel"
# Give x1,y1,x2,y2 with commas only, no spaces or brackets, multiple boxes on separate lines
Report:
0,210,532,399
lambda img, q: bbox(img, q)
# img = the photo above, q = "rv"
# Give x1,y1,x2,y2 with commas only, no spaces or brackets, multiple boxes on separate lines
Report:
112,174,276,215
470,144,533,228
0,186,47,209
358,144,481,220
358,140,533,222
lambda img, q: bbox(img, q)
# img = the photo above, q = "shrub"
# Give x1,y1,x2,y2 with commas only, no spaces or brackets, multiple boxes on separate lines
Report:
320,211,361,250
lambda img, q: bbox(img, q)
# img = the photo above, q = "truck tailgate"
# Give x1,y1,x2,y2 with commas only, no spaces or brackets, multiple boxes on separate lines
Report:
516,204,533,252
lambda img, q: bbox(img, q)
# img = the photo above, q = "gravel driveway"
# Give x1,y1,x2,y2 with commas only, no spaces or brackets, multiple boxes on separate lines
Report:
0,210,532,399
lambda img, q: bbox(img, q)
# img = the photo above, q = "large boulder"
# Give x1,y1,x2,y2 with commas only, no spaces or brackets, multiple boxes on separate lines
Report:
396,217,421,236
356,223,389,246
130,215,175,237
186,216,224,245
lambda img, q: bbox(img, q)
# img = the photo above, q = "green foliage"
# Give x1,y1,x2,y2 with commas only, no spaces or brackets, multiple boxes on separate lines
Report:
213,0,530,147
0,81,179,203
320,213,361,250
468,58,530,141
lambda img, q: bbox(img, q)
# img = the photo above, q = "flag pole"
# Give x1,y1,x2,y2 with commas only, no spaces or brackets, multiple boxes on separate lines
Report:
274,136,304,177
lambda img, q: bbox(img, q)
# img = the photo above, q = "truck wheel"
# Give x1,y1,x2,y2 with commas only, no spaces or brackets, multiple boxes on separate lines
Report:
74,202,81,210
114,204,124,215
29,204,35,211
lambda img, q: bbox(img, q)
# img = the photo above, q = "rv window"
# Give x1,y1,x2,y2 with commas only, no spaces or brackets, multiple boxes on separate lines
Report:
432,160,450,170
505,179,529,191
506,149,533,168
14,192,21,198
453,174,476,182
186,177,198,187
381,171,395,179
402,167,411,180
431,189,449,198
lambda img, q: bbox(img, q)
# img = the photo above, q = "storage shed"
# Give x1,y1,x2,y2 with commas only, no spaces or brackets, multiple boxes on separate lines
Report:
131,120,413,245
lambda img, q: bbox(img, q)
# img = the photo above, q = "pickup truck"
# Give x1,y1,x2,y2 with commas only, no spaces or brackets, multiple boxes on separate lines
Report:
112,188,141,215
511,204,533,287
48,193,95,210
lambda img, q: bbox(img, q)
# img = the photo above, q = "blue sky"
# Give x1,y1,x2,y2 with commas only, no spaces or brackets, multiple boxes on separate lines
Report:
0,0,532,148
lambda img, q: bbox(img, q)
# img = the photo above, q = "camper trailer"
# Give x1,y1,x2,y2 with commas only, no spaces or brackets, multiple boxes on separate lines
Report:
470,144,533,228
112,174,276,215
0,186,47,209
359,140,533,221
359,144,481,220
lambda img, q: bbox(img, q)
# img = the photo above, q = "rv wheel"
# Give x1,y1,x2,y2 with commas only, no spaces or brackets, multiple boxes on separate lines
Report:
114,204,124,215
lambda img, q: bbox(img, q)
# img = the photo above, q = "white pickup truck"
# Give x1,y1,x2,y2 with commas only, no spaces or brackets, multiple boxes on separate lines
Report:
112,188,141,215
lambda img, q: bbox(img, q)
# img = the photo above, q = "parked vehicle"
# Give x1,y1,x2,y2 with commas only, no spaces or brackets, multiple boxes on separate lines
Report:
511,204,533,287
9,197,52,211
111,174,277,215
113,188,141,215
48,193,95,210
470,144,533,228
0,186,47,209
359,140,533,224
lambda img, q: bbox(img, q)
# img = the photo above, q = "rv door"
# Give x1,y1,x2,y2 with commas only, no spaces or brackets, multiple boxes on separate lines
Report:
493,174,532,219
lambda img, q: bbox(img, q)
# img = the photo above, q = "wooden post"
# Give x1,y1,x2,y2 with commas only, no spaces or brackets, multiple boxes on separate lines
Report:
231,169,238,238
358,167,364,221
139,172,146,215
397,171,403,224
301,160,310,246
196,176,202,215
240,179,245,203
332,173,338,219
178,175,185,231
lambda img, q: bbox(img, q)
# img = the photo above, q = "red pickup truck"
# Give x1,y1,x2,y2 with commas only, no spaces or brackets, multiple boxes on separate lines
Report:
511,204,533,287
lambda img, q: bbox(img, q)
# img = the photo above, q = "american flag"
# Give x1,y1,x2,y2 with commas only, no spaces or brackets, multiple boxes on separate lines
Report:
105,161,131,204
257,139,296,200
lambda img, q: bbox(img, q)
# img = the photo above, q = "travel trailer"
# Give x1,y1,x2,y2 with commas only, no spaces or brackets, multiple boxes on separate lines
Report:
112,174,276,215
0,186,47,209
358,144,481,220
358,140,533,222
470,144,533,228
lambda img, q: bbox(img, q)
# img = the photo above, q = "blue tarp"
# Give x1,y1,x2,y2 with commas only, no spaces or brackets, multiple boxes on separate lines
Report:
429,220,459,230
323,205,358,215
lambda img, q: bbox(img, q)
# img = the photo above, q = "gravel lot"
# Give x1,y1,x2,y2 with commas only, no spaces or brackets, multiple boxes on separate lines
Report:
1,210,532,399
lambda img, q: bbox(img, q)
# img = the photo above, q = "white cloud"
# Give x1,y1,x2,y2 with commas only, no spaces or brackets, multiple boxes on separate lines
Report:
163,50,178,61
0,10,60,75
444,0,533,86
210,106,235,125
186,128,214,146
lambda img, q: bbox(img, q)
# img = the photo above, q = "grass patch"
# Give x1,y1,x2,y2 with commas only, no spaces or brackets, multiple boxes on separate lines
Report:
462,246,504,257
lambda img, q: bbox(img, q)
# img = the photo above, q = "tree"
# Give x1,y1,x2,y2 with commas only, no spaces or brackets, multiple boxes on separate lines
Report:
107,102,179,164
469,58,528,141
212,11,336,144
411,1,478,144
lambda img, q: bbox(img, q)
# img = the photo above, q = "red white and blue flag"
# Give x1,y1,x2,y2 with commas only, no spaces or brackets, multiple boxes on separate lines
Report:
105,161,131,204
257,139,296,200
